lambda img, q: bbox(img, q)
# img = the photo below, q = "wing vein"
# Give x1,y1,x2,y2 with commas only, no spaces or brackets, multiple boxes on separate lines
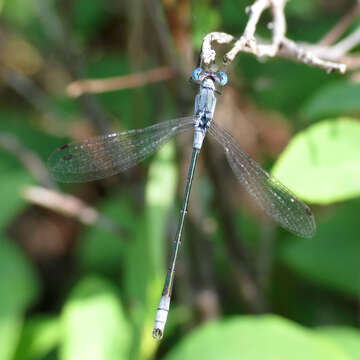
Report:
208,121,315,237
48,117,195,182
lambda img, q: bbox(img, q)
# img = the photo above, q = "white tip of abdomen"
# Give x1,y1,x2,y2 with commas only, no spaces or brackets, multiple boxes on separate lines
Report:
152,295,171,340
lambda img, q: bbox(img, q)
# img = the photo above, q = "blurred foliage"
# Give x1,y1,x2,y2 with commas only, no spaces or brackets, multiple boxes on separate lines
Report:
14,315,60,360
281,199,360,296
191,0,221,49
164,316,350,360
60,276,131,360
301,82,360,121
70,0,110,44
316,326,360,360
0,239,39,360
272,118,360,204
0,0,360,359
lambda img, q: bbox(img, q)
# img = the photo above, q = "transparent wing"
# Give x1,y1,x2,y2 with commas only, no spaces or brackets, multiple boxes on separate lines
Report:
48,116,195,183
208,121,316,238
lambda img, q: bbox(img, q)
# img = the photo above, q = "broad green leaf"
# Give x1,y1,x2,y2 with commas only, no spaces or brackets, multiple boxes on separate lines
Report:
272,118,360,204
14,315,60,360
145,141,178,211
60,276,131,360
301,82,360,121
164,315,349,360
0,313,23,360
280,200,360,296
0,239,39,360
127,141,178,359
0,239,39,314
78,142,177,359
317,326,360,360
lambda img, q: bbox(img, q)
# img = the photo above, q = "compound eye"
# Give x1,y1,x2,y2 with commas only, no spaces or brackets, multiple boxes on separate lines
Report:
219,72,228,86
192,68,202,81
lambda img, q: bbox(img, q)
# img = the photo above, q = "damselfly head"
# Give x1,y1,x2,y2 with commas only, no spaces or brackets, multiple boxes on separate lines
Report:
191,67,228,87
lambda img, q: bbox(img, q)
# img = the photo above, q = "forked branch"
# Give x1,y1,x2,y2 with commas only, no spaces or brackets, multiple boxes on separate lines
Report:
199,0,359,74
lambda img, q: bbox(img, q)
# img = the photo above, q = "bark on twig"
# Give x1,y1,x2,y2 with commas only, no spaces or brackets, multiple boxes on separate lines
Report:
199,0,354,74
22,186,125,236
67,66,175,97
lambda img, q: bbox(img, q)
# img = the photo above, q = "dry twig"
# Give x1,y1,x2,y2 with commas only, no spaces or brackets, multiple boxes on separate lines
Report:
0,133,123,235
67,66,175,98
22,186,124,236
199,0,356,74
23,186,99,224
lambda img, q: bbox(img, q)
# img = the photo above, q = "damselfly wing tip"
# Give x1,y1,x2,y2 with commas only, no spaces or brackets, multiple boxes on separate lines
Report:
296,209,316,238
305,218,317,238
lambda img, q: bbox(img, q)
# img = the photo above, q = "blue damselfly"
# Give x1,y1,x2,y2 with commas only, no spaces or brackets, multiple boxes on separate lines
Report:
48,68,316,340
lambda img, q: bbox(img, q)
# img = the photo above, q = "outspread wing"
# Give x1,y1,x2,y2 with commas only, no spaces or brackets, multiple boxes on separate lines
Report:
48,117,195,183
208,121,316,238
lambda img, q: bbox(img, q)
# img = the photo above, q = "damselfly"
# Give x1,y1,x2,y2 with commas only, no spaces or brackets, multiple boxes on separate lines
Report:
48,67,316,340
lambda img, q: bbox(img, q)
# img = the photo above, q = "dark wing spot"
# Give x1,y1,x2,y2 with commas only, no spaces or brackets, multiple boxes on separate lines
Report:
305,207,312,216
62,154,73,161
59,144,69,150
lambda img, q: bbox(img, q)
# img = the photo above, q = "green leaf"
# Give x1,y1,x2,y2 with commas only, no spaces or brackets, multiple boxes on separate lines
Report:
280,200,360,296
60,276,131,360
0,239,39,360
125,141,178,359
0,314,23,360
271,118,360,204
144,141,178,279
301,82,360,121
2,0,37,26
14,315,60,360
317,326,360,360
145,141,178,211
0,239,39,314
164,315,349,360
